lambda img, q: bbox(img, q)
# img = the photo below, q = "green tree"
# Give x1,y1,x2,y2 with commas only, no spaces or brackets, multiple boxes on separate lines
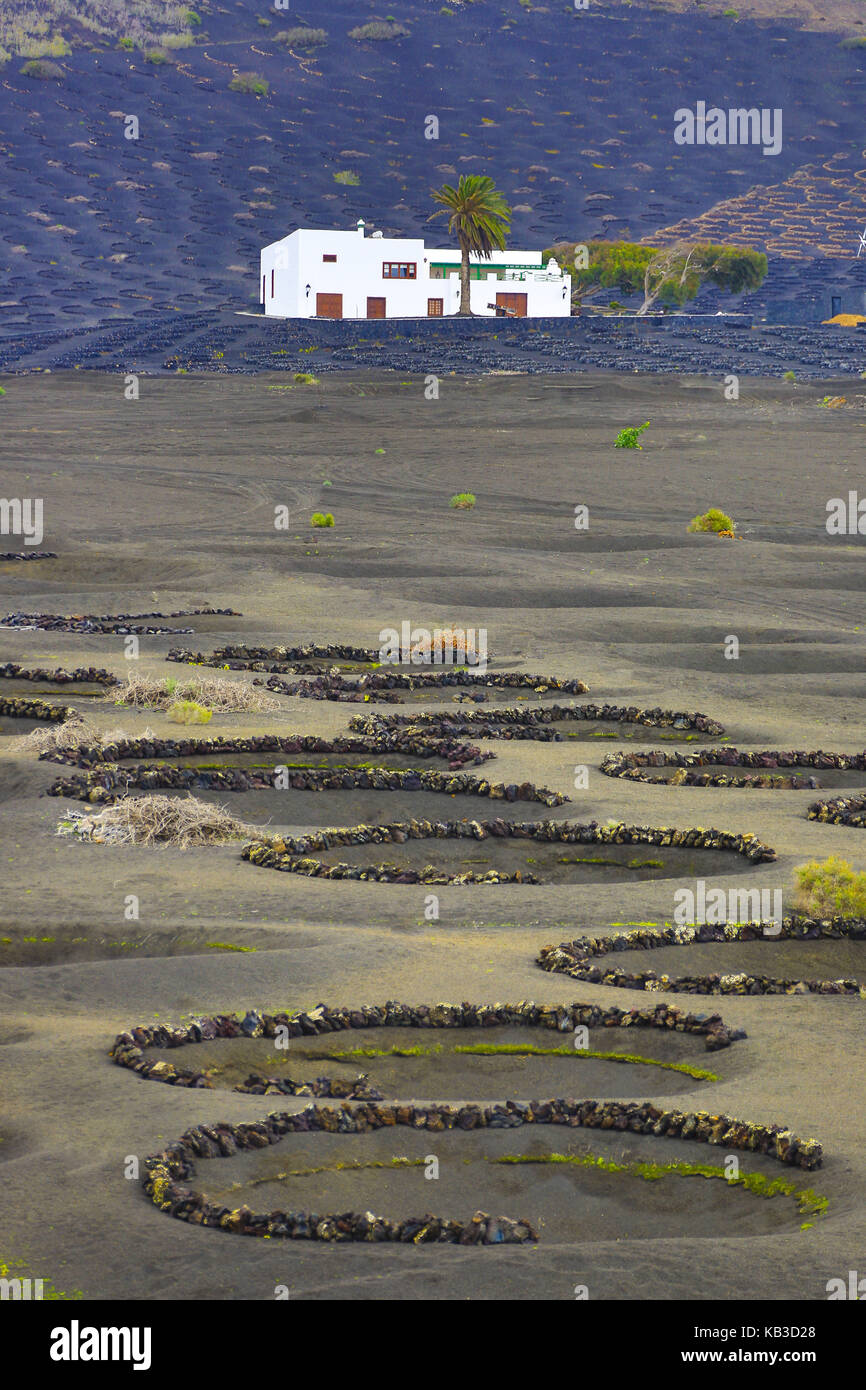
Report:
430,175,512,317
544,239,767,316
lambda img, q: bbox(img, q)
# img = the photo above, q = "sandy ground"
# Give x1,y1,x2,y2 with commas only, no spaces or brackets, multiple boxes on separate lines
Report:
1,371,865,1301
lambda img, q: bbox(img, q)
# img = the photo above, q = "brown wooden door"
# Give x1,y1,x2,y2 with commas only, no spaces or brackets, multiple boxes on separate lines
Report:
316,292,343,319
366,296,386,318
427,298,444,317
495,292,528,317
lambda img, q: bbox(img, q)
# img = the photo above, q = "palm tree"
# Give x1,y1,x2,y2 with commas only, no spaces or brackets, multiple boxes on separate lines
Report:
430,175,512,317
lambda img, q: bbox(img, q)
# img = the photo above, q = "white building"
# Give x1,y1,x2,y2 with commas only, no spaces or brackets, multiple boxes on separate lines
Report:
259,220,571,319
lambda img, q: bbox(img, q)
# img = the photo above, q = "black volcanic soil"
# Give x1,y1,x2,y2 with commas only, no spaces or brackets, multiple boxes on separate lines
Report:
1,371,865,1302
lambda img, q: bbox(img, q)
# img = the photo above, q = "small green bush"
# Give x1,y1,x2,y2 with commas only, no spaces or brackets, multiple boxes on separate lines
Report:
167,700,213,725
840,37,866,49
184,9,202,26
21,59,64,79
614,421,650,449
348,20,410,41
333,169,360,185
143,49,170,65
687,508,735,534
450,492,476,509
311,512,335,527
229,71,269,95
794,855,866,917
118,37,134,50
277,27,328,46
783,370,796,383
293,371,318,384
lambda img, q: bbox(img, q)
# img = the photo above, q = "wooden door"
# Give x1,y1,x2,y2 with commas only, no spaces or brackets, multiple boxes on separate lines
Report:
316,293,343,319
495,292,528,317
366,297,386,318
427,298,444,317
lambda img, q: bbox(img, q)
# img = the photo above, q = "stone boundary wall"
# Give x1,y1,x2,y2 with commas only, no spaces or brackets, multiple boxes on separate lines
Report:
110,998,745,1091
140,1097,822,1244
45,764,570,808
168,642,490,670
808,794,866,828
40,731,494,772
0,551,56,561
537,917,866,998
0,662,120,687
240,818,776,885
0,696,73,723
350,704,726,740
0,606,239,635
602,748,866,788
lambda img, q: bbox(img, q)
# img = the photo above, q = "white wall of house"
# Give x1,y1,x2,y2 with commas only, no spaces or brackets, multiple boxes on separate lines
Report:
260,222,571,319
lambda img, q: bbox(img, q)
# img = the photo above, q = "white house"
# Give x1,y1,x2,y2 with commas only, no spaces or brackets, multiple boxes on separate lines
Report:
259,220,571,319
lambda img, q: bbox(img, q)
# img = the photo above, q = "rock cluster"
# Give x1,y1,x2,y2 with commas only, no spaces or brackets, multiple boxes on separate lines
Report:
241,817,775,886
138,1097,821,1243
40,730,493,772
538,917,866,998
0,551,56,561
0,661,120,687
0,606,239,635
46,763,569,808
602,747,866,788
808,794,866,828
234,1073,383,1099
110,999,746,1090
350,704,726,740
0,695,72,723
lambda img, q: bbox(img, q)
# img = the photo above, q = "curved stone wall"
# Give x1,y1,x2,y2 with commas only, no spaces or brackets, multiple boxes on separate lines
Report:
350,704,726,740
602,748,866,788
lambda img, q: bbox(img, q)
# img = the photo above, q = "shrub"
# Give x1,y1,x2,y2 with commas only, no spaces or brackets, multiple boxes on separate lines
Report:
793,855,866,917
144,48,169,64
311,512,335,527
293,371,318,384
450,492,476,509
687,508,735,534
159,33,194,50
167,699,213,725
113,672,281,714
21,59,64,79
334,169,360,185
277,27,328,46
614,422,650,449
229,71,269,95
348,21,410,41
840,37,866,49
185,10,202,27
783,370,796,383
57,794,255,849
118,36,134,49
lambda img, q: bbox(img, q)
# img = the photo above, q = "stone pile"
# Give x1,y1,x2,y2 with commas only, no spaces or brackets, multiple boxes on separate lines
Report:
602,748,866,788
0,606,240,635
351,704,726,740
139,1097,822,1244
0,662,120,687
40,731,494,771
240,817,775,886
808,794,866,828
538,917,866,998
45,764,570,807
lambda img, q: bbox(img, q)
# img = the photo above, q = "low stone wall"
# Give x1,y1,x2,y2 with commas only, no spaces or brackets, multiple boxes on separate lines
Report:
0,606,239,635
240,818,775,885
808,794,866,828
40,731,494,772
109,998,745,1091
168,642,488,669
602,748,866,788
0,662,120,687
0,696,73,723
351,704,726,740
0,551,56,561
140,1098,822,1244
537,917,866,997
45,764,570,807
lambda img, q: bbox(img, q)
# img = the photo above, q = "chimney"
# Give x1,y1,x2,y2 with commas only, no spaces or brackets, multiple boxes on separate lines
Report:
357,219,366,237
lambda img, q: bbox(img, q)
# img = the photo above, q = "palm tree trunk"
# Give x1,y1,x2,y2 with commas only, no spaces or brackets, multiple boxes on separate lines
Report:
458,242,473,316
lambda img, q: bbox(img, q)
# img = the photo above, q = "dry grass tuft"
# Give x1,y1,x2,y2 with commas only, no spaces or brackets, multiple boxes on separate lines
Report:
57,793,259,849
111,671,282,714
